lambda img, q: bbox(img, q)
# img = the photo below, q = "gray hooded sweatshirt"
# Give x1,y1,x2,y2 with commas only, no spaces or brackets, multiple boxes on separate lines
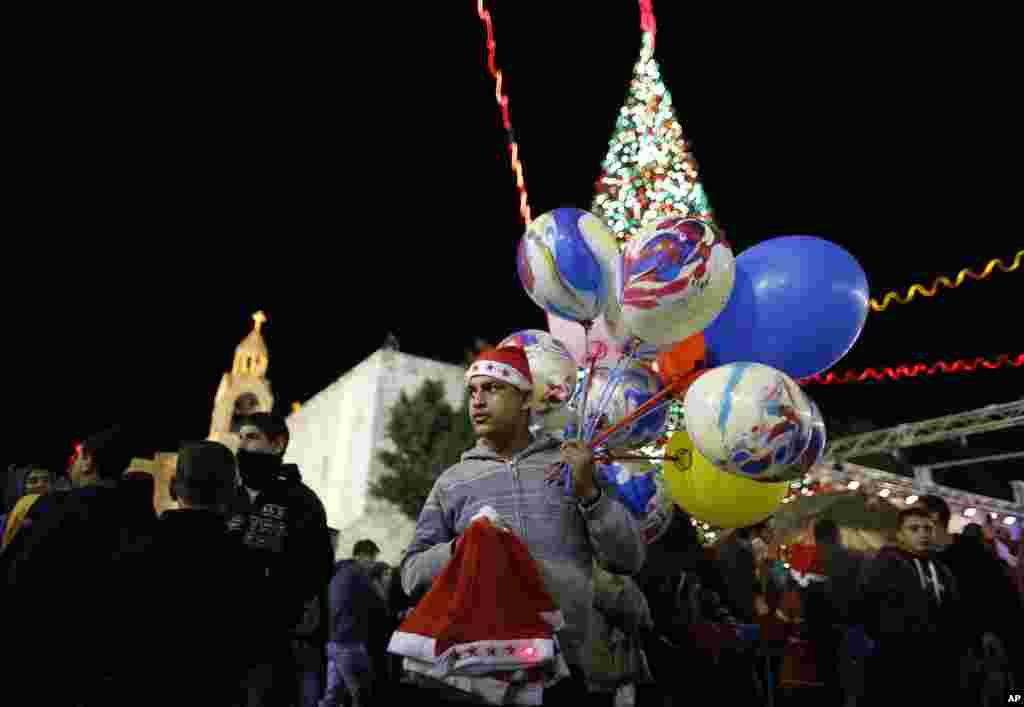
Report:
399,434,646,671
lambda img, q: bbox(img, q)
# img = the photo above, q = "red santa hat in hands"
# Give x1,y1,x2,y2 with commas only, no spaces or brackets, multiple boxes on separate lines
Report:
466,347,533,392
388,514,569,704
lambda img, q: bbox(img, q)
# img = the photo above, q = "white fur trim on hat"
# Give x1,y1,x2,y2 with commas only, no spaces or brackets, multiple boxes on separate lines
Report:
466,360,533,391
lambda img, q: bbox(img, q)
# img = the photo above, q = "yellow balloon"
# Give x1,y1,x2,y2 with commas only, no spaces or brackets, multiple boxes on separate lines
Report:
663,431,789,529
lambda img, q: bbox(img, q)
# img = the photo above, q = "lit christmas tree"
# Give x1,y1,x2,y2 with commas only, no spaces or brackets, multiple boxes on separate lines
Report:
591,3,713,246
587,1,726,545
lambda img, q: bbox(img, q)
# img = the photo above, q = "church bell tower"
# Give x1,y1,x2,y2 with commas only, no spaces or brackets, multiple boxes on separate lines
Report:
208,311,275,452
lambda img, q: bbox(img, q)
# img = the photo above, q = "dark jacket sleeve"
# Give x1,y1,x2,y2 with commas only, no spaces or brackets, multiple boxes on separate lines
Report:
831,549,866,624
328,564,387,643
327,566,354,641
715,541,755,623
286,486,333,625
388,565,415,615
937,561,967,643
856,553,908,638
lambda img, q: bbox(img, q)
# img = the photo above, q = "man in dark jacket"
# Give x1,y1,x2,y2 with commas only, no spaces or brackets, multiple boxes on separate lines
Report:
715,521,770,623
3,425,155,705
813,519,864,623
634,507,703,706
637,525,756,707
858,505,961,704
383,561,418,698
135,441,260,706
228,412,333,707
803,518,865,703
320,539,385,707
941,523,1023,699
365,561,395,696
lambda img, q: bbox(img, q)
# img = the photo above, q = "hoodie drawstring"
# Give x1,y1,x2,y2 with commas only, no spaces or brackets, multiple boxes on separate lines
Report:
912,557,944,604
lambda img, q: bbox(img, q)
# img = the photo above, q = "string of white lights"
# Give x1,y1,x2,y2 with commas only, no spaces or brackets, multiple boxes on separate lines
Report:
806,461,1023,527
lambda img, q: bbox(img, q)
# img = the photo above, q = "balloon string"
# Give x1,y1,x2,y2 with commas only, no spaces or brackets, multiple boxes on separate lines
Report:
585,368,623,441
563,323,601,497
591,341,642,439
596,452,683,464
598,396,674,448
585,339,641,441
585,354,618,441
590,368,704,449
869,250,1022,312
577,324,598,442
590,383,674,450
590,389,672,450
800,353,1023,384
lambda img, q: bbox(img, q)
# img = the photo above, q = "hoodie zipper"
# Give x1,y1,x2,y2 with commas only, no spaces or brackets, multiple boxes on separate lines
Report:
509,459,528,544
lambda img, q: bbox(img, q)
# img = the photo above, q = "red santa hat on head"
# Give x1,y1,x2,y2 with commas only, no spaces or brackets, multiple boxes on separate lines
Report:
466,347,533,392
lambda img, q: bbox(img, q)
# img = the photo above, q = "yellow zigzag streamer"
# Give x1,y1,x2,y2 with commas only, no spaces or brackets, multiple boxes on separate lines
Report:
870,250,1023,312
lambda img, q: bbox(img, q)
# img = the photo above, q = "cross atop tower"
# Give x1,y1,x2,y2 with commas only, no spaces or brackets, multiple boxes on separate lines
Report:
252,310,267,334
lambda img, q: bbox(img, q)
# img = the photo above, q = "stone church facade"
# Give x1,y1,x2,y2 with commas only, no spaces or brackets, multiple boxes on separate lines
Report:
285,348,466,565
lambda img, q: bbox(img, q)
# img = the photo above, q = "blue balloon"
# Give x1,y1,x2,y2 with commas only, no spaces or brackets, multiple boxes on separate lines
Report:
705,236,869,379
600,464,658,518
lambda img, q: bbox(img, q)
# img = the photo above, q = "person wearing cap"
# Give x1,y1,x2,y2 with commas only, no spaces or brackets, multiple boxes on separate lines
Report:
125,441,261,705
399,347,646,703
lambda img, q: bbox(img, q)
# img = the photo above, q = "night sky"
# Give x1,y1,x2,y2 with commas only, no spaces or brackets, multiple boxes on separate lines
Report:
6,5,1021,488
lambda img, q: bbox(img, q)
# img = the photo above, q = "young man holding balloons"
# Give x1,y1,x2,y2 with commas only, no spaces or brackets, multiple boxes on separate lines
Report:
398,347,646,702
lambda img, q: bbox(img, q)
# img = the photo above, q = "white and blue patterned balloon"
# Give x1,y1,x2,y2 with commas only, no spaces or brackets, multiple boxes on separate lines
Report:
683,362,814,482
797,398,827,473
566,361,667,450
517,208,619,323
622,216,735,347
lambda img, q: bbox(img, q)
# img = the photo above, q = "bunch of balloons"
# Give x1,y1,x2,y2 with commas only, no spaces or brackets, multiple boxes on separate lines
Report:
515,206,869,526
494,328,670,532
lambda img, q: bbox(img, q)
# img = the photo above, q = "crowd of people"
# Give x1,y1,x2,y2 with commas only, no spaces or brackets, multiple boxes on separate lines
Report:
2,345,1022,705
2,415,334,706
711,503,1023,706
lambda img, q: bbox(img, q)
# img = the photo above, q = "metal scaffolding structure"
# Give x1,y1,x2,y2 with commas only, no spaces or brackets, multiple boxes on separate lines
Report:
806,461,1024,520
824,400,1024,462
924,450,1024,470
810,400,1024,521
